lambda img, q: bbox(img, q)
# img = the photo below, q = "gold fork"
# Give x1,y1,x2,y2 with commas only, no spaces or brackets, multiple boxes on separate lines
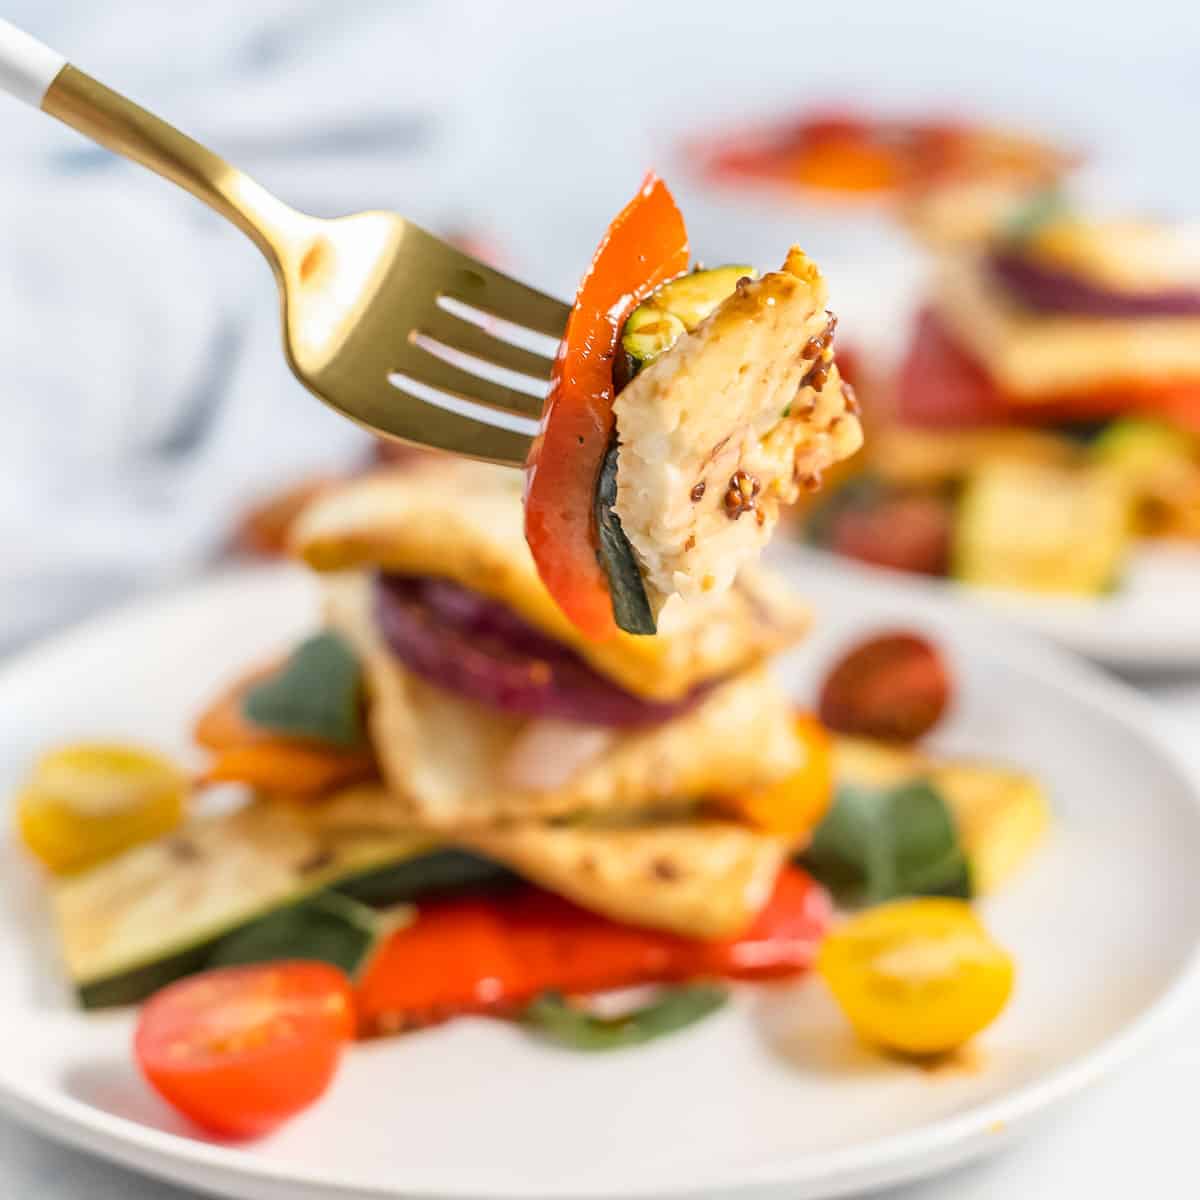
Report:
0,18,568,465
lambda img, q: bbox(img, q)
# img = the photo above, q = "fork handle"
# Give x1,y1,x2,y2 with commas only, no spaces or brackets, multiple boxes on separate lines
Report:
0,18,309,270
0,19,64,106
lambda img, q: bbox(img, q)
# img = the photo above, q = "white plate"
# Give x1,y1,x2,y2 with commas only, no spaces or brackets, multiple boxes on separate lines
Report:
2,565,1199,1200
786,542,1200,670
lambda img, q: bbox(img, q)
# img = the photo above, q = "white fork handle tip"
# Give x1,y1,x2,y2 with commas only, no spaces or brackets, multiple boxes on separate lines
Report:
0,18,66,108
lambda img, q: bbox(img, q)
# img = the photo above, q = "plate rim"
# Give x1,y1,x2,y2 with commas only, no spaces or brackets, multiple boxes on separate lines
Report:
787,542,1200,669
2,563,1200,1200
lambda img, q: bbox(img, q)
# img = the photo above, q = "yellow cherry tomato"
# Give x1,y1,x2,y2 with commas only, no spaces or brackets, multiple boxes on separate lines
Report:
16,743,187,874
731,712,834,836
818,897,1014,1056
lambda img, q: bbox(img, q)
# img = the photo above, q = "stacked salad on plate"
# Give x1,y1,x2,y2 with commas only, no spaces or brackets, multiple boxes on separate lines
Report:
12,181,1049,1140
688,107,1075,246
805,212,1200,594
16,462,1048,1137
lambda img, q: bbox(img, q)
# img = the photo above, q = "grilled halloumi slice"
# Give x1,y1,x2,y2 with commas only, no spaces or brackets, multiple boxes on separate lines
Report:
291,461,811,702
935,249,1200,401
324,572,805,828
55,786,789,1001
834,735,1049,893
309,788,788,940
461,821,786,940
613,248,863,610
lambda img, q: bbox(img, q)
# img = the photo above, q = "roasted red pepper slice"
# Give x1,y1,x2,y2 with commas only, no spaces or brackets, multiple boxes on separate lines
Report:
895,309,1014,428
524,173,688,640
898,308,1200,432
356,866,830,1035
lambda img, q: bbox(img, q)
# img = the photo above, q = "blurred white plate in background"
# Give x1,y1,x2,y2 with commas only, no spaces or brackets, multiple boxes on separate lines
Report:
783,254,1200,671
788,543,1200,670
1,565,1198,1200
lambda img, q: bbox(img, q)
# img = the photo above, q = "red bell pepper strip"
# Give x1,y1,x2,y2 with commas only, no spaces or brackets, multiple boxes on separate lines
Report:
355,866,830,1036
895,309,1015,428
899,308,1200,432
524,173,688,640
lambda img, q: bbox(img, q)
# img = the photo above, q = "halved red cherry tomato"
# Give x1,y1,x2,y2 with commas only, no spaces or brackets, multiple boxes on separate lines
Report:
135,962,355,1139
356,867,830,1035
524,173,688,639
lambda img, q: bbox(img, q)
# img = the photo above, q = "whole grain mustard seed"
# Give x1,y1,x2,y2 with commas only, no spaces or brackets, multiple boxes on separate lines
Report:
723,470,761,520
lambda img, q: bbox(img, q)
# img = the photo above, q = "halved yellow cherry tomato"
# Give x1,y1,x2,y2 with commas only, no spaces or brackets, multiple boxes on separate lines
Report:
817,897,1014,1056
730,713,834,837
16,743,187,874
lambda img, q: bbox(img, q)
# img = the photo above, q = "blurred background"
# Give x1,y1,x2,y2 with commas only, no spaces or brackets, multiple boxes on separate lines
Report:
2,0,1198,653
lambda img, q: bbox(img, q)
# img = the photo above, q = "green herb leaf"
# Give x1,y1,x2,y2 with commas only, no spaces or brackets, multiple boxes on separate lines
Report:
802,780,971,906
1003,189,1069,244
333,849,514,906
208,891,380,976
594,437,656,635
242,631,364,747
525,984,728,1051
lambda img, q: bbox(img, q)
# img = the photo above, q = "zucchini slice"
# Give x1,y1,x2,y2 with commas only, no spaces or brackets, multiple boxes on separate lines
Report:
207,891,385,977
597,265,759,632
621,265,756,374
594,436,656,635
52,798,437,1008
953,460,1131,595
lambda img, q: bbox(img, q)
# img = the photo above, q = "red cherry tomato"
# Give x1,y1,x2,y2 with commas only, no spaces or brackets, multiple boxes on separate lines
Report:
827,491,953,576
524,173,688,639
134,962,355,1139
819,631,952,743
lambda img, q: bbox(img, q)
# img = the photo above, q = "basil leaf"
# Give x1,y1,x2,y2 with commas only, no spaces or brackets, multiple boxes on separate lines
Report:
242,631,364,747
208,891,379,976
594,437,656,635
1003,189,1069,244
333,849,515,906
803,780,971,906
525,985,727,1051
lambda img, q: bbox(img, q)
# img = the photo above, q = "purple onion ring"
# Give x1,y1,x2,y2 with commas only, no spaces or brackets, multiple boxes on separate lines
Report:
989,247,1200,318
374,574,709,728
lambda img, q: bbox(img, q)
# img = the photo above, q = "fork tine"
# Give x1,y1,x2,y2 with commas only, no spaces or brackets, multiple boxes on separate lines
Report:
374,382,534,467
396,342,547,420
419,306,556,382
442,265,571,340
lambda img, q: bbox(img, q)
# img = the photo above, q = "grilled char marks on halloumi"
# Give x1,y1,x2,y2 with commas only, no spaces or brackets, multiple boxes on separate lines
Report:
613,247,863,610
278,787,792,940
463,821,789,939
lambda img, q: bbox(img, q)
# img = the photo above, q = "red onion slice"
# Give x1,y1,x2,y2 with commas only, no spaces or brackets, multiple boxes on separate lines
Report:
989,248,1200,318
374,574,708,728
